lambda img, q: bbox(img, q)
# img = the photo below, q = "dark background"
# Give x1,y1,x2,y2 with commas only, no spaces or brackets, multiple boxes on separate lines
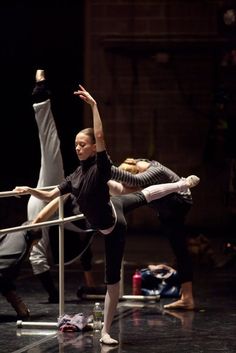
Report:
0,2,85,226
0,1,236,235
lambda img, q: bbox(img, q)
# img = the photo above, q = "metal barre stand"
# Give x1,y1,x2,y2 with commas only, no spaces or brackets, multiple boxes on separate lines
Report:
0,188,159,330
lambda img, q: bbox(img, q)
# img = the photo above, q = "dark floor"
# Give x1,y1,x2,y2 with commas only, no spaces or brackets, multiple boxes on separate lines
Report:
1,232,236,353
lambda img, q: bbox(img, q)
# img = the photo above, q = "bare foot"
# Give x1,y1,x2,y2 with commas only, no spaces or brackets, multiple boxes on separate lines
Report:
164,299,195,310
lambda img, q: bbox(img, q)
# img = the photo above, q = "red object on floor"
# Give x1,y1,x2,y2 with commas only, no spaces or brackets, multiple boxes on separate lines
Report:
132,269,142,295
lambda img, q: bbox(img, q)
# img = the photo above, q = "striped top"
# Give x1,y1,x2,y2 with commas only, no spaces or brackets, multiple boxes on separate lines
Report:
111,159,192,204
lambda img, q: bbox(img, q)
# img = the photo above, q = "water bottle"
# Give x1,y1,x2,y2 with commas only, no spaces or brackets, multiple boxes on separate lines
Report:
93,302,103,331
132,269,142,295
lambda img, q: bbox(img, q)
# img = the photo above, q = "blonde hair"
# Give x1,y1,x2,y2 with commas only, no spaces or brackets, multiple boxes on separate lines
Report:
119,158,139,174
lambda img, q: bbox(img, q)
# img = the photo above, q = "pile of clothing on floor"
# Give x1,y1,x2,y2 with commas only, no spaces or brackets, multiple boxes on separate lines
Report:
140,264,180,298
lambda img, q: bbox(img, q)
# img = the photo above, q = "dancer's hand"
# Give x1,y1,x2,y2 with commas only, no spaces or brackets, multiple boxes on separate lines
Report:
13,186,31,195
74,84,96,106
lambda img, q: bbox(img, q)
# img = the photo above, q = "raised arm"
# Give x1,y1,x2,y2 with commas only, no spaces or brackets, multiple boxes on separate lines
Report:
74,85,105,152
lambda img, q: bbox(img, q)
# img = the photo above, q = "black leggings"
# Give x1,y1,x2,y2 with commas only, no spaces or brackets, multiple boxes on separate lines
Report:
104,191,146,284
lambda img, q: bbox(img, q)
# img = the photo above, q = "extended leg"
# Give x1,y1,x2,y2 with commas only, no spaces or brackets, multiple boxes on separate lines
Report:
27,98,64,220
28,70,64,301
141,176,200,203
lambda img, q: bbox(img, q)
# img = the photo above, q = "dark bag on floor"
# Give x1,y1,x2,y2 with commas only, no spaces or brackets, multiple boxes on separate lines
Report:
140,264,181,298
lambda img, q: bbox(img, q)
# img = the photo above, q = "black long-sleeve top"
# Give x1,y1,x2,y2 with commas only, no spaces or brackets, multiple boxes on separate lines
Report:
58,151,115,230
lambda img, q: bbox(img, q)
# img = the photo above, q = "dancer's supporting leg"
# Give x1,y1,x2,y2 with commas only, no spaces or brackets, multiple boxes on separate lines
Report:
141,175,200,203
